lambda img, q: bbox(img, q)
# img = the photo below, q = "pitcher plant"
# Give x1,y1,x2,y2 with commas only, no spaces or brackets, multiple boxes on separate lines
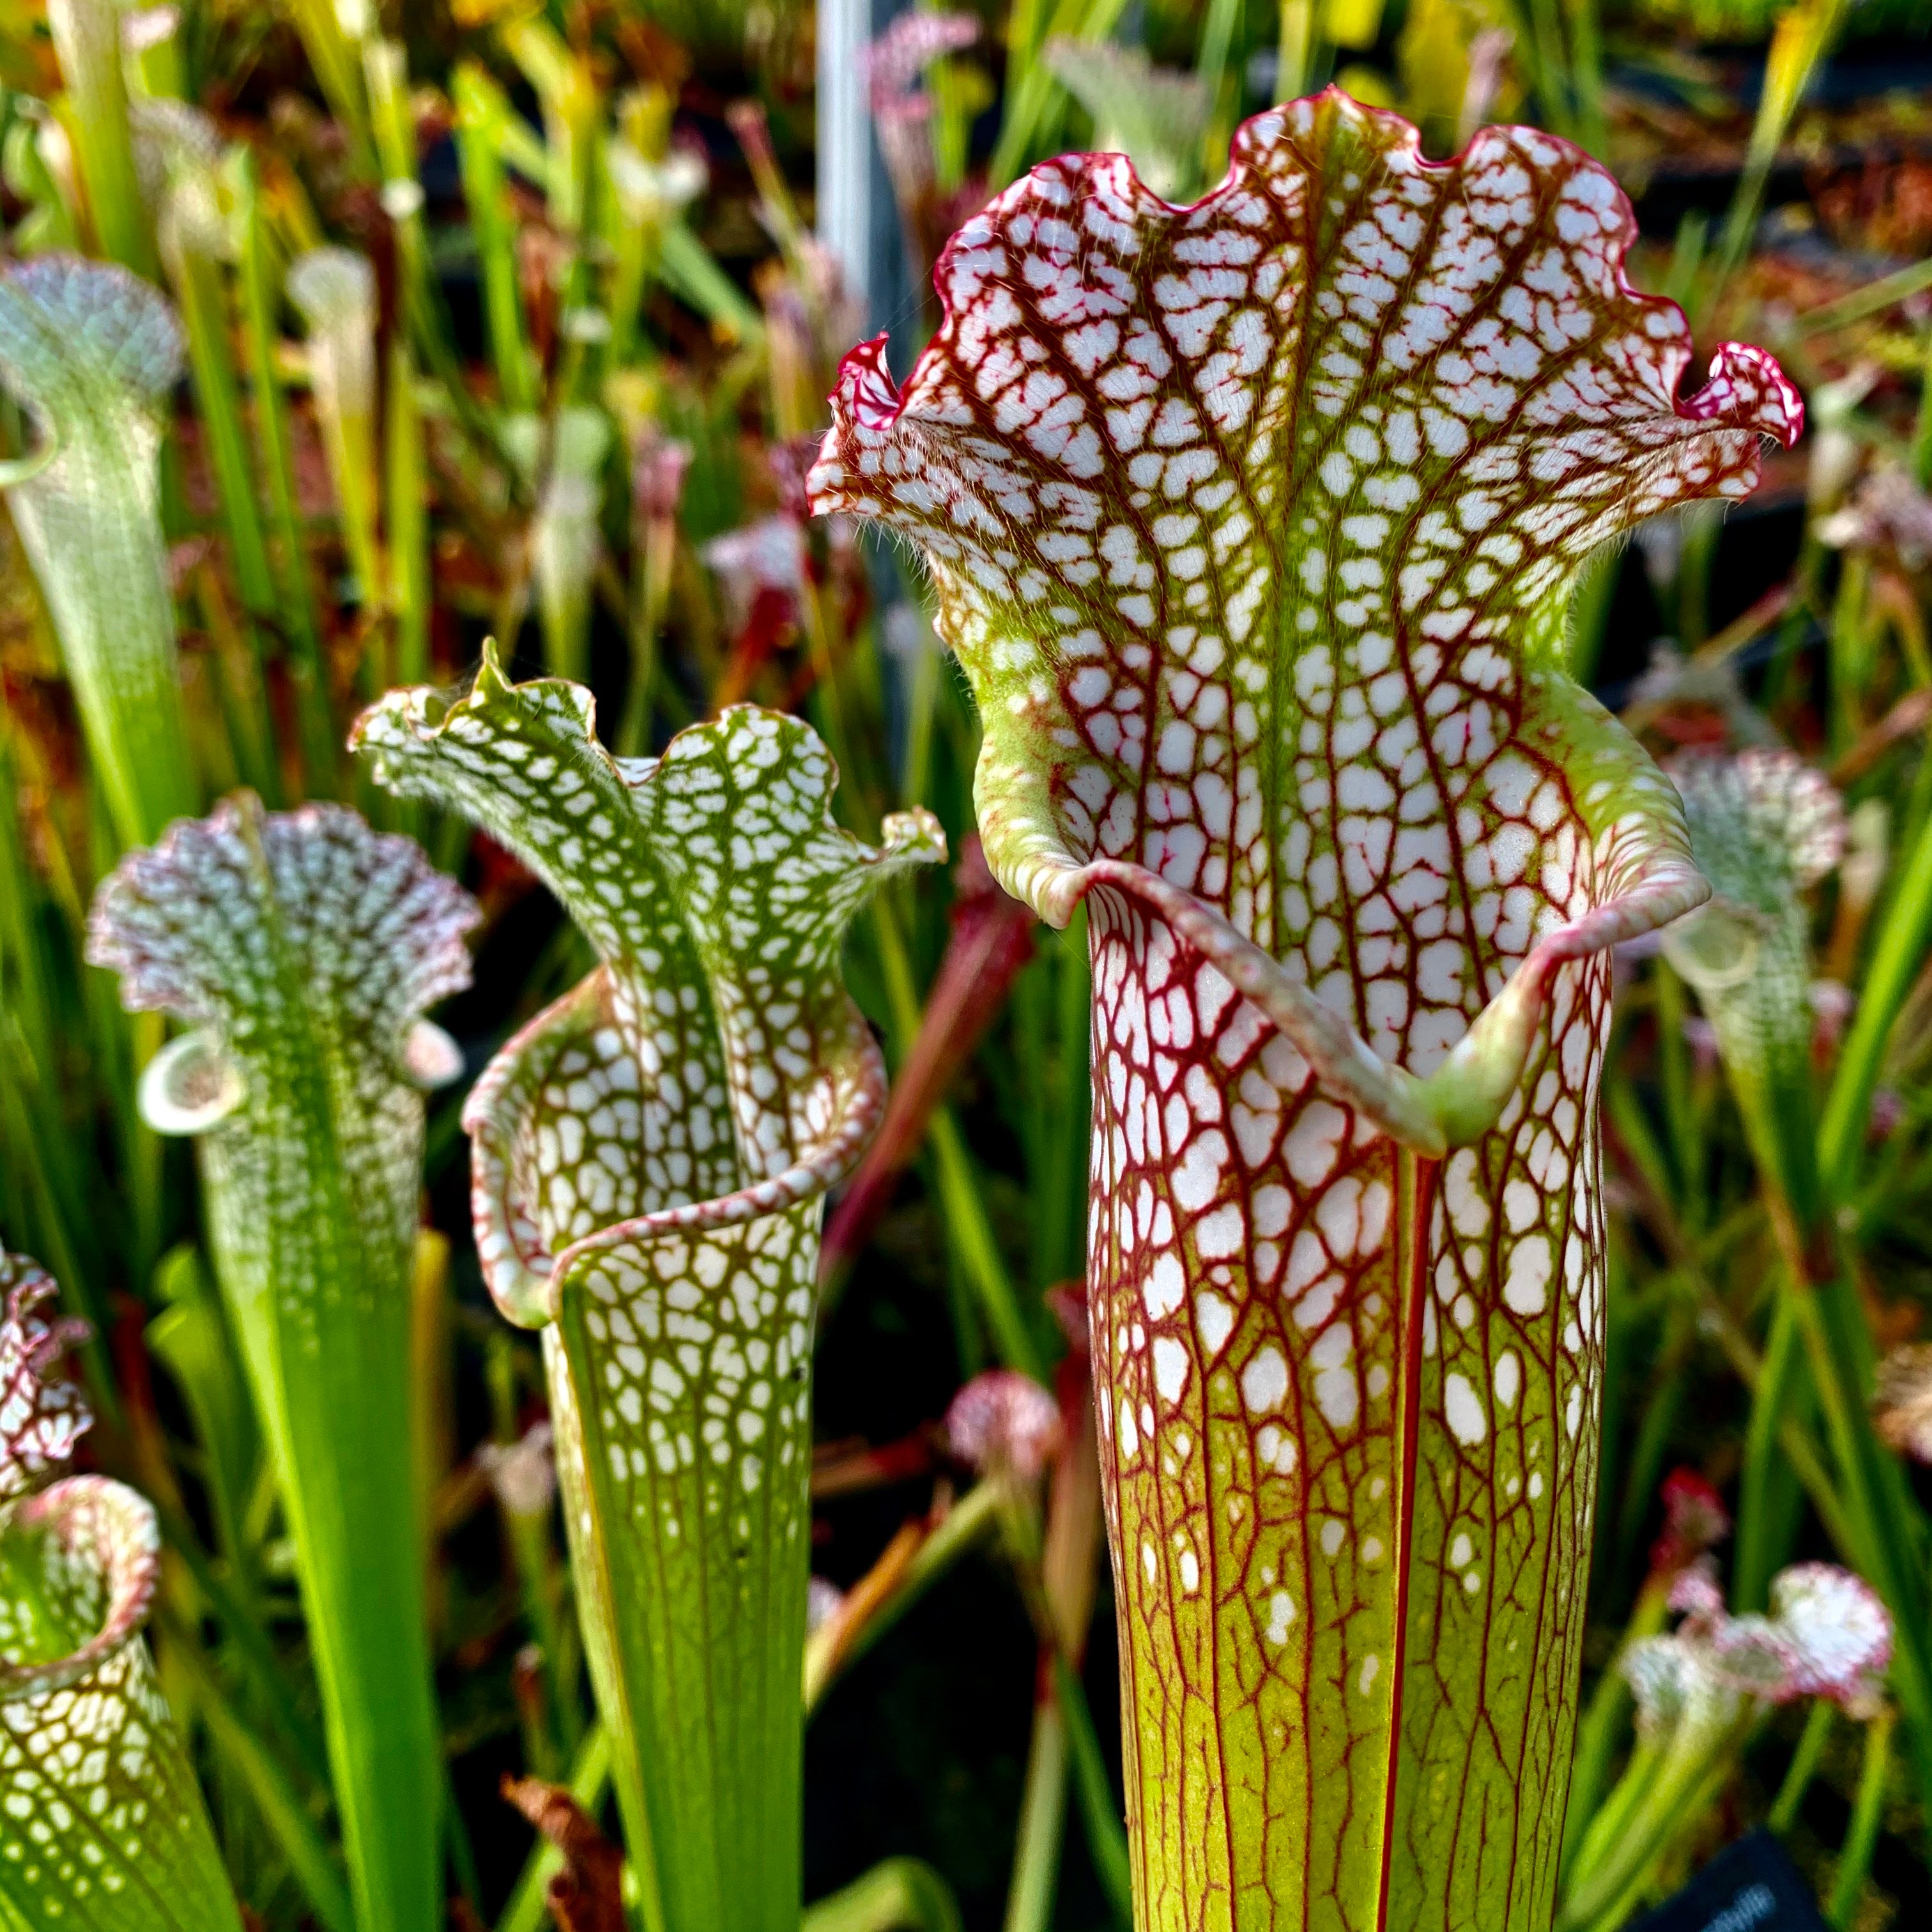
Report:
87,797,479,1932
0,256,192,848
0,1249,241,1931
352,648,944,1932
808,89,1801,1931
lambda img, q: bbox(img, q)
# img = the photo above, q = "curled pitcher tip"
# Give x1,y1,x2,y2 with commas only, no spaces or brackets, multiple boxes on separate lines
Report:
137,1029,246,1136
832,332,900,429
0,1252,164,1706
808,334,900,512
1685,341,1805,448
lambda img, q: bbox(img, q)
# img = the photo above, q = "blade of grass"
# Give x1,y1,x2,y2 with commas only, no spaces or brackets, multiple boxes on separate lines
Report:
1275,0,1316,103
155,1498,350,1793
192,559,282,807
805,1480,1005,1710
990,0,1133,190
1607,1299,1692,1588
1827,1706,1895,1928
616,425,681,758
484,1329,579,1770
1194,0,1245,174
824,848,1037,1291
148,1248,263,1591
452,64,540,413
530,406,610,684
1706,0,1848,316
999,1344,1122,1932
0,1027,100,1343
7,103,84,253
1788,1273,1932,1853
864,889,1048,1380
1735,1292,1805,1611
1797,257,1932,338
1602,1112,1855,1558
1915,321,1932,491
658,220,765,345
1042,1351,1128,1927
1677,1278,1853,1560
1819,806,1932,1201
1563,0,1608,156
367,35,524,498
501,20,596,247
804,1859,964,1932
167,235,277,632
1055,1651,1131,1924
930,1107,1046,1381
1524,0,1575,139
281,0,378,180
1558,1580,1671,1884
0,708,53,1055
1004,1693,1071,1932
444,1761,484,1927
1652,964,1703,1223
165,1616,356,1932
386,339,431,688
45,0,155,277
231,150,335,795
1769,1698,1835,1835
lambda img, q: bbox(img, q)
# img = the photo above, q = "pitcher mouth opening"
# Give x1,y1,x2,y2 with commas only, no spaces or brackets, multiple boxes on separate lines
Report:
465,963,890,1331
0,1476,160,1705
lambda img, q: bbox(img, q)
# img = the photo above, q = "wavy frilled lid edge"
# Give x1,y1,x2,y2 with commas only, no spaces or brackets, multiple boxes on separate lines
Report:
806,92,1804,1151
85,792,480,1131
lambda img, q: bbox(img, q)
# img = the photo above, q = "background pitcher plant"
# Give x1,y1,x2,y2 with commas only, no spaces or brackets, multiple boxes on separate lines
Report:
0,256,191,850
809,91,1802,1931
86,798,479,1932
353,650,944,1932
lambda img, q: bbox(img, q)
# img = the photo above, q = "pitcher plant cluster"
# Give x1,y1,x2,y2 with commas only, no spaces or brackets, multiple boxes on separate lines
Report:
0,3,1929,1932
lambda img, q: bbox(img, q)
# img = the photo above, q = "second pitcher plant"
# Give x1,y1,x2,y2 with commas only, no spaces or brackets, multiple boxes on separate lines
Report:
353,649,943,1932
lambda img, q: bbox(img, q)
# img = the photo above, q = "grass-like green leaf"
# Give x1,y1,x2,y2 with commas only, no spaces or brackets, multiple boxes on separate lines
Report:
353,649,943,1932
86,798,479,1932
809,89,1800,1931
45,0,155,279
